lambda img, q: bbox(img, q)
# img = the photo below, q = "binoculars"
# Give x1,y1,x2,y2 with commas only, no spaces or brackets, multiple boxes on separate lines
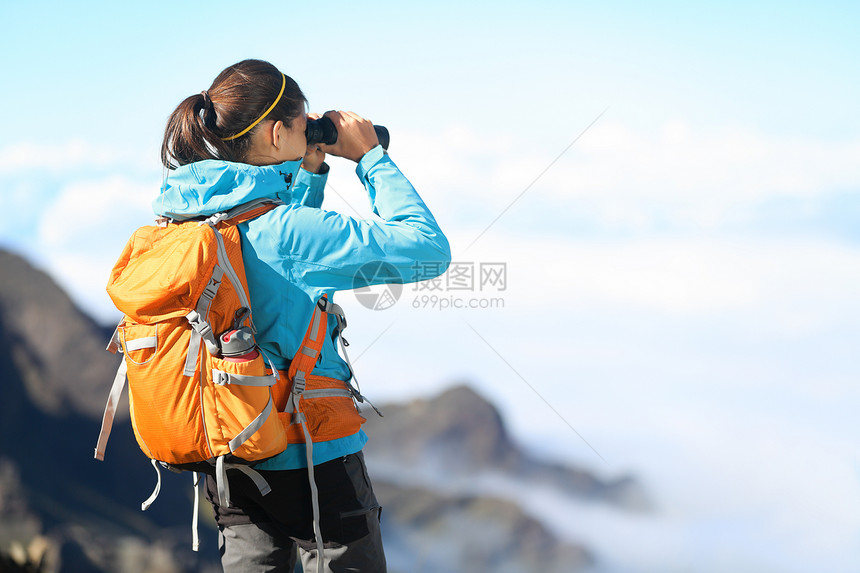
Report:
306,116,390,150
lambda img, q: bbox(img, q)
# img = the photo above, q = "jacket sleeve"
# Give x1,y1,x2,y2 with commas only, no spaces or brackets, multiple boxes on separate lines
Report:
289,165,328,208
263,146,451,293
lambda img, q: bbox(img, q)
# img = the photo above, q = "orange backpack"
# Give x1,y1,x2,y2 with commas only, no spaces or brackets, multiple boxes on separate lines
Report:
95,198,287,465
93,199,296,548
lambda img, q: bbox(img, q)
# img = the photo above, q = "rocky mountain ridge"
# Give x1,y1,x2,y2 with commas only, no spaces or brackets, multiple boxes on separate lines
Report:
363,386,649,512
0,250,117,420
0,249,218,572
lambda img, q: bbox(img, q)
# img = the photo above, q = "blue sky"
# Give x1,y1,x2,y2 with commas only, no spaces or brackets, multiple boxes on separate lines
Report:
2,2,859,571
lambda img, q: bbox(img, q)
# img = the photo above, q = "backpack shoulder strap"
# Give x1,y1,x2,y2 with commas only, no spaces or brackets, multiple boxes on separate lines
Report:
286,295,330,393
282,294,331,573
205,198,284,228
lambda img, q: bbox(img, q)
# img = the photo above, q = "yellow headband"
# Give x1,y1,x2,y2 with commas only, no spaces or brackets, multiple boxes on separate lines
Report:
220,74,287,141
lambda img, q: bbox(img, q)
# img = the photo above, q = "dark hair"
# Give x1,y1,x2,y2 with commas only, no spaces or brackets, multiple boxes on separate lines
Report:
161,59,306,169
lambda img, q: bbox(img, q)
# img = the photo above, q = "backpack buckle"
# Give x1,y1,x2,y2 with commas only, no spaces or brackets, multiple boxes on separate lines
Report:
202,276,221,300
292,371,306,395
212,370,230,386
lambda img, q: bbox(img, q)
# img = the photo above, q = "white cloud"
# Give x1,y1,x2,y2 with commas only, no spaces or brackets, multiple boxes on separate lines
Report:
560,120,860,207
35,175,157,323
37,175,154,246
0,139,151,174
459,233,860,329
385,120,860,236
10,124,857,333
368,401,860,573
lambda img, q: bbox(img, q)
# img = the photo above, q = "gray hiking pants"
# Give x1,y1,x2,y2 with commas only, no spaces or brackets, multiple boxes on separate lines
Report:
206,452,386,572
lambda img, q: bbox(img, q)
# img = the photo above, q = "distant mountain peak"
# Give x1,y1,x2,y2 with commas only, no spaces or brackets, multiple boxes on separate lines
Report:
0,248,118,420
364,383,652,512
366,383,514,469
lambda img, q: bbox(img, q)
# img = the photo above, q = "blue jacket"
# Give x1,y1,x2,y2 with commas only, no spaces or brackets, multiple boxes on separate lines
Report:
153,145,451,467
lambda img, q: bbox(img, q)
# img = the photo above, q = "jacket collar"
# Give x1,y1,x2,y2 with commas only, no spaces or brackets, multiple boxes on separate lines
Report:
153,158,303,220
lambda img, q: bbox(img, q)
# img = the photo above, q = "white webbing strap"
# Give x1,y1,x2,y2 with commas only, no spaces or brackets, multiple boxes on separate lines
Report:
215,456,272,509
298,409,325,573
316,299,382,417
259,348,280,377
309,302,323,340
94,358,128,461
216,456,230,507
227,394,274,452
124,336,157,352
332,313,383,417
332,314,353,376
232,465,273,496
184,327,202,377
183,263,225,375
185,309,219,374
209,224,255,331
211,369,277,387
191,472,201,552
106,325,122,354
214,349,278,510
301,388,354,399
141,459,162,511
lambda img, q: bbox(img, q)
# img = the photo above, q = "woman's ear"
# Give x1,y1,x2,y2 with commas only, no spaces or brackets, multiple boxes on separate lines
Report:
270,120,284,150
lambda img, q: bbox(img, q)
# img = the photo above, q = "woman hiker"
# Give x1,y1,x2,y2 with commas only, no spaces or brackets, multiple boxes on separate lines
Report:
156,58,450,572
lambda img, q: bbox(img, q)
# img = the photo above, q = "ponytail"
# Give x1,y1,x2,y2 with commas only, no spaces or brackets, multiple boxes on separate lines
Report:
161,60,306,169
161,93,228,169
